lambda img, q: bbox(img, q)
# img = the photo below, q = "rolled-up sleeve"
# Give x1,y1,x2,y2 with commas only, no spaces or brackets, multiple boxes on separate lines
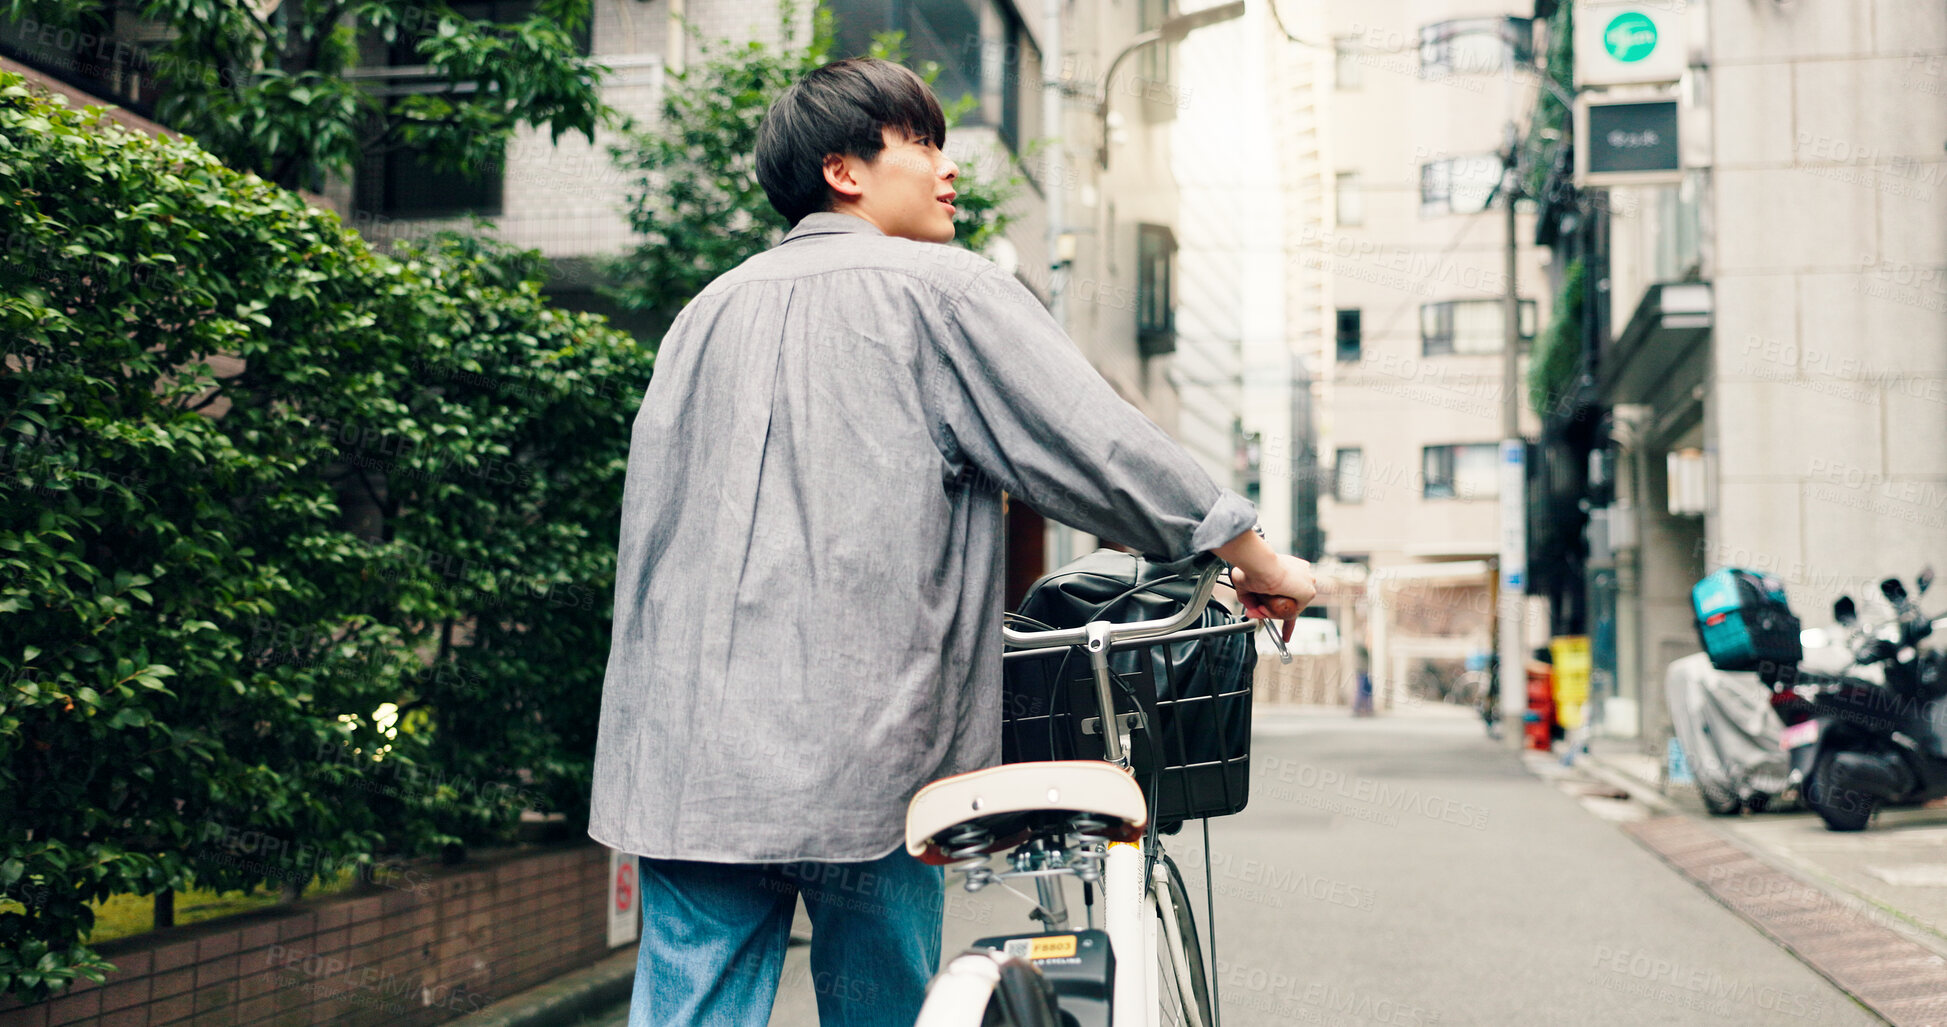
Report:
927,263,1258,569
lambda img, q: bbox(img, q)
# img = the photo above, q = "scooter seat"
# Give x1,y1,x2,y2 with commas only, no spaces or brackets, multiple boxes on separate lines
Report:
905,760,1147,865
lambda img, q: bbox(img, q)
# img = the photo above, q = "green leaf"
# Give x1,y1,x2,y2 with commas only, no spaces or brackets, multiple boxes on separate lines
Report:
0,62,645,1006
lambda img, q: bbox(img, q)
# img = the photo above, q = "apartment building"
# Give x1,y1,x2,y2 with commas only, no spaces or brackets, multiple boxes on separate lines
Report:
1307,0,1550,702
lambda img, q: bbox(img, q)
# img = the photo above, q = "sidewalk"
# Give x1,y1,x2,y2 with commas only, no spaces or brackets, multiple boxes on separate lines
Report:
451,949,637,1027
1563,734,1947,1024
1579,736,1947,951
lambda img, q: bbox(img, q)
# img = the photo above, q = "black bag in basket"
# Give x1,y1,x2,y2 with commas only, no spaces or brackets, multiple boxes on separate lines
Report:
1001,549,1257,831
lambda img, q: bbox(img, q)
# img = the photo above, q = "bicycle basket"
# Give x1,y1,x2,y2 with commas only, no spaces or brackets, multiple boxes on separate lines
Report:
1001,549,1258,829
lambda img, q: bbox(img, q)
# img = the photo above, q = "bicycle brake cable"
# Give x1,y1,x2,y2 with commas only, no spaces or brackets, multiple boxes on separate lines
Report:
1204,816,1220,1027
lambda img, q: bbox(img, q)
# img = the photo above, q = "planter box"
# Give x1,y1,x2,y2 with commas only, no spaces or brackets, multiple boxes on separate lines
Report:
0,843,615,1027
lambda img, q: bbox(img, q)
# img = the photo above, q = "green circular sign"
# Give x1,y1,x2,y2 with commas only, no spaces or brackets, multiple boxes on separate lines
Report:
1603,11,1658,62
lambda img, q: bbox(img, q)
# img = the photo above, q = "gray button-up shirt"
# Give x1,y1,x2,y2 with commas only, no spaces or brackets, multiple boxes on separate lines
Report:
588,212,1257,863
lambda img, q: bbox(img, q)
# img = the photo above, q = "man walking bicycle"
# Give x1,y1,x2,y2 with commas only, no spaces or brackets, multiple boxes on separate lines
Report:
588,57,1316,1027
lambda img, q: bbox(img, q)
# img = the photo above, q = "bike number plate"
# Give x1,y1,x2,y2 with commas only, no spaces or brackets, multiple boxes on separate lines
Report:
1781,721,1820,751
1004,935,1078,960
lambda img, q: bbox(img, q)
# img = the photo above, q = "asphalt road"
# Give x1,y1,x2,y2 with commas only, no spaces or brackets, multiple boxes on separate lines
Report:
584,705,1882,1026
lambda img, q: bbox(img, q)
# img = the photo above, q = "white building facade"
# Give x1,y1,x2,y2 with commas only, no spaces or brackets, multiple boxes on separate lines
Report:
1305,0,1551,702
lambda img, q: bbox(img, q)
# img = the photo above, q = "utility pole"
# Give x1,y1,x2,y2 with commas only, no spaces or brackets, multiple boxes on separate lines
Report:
1042,0,1066,332
1041,0,1069,566
1501,131,1521,442
1496,60,1529,733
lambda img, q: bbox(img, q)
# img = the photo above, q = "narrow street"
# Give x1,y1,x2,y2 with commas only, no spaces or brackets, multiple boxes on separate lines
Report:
580,705,1881,1026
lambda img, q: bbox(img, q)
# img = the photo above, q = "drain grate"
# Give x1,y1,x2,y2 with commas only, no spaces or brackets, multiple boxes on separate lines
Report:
1626,816,1947,1025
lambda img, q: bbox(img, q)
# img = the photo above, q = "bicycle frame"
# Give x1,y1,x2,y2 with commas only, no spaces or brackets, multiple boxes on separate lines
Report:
916,562,1244,1027
1104,838,1207,1027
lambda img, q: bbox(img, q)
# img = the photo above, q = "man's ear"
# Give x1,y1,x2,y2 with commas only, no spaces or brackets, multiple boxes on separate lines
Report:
822,152,866,201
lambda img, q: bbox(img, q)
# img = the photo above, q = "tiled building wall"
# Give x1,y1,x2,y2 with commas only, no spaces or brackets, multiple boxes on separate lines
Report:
0,844,615,1027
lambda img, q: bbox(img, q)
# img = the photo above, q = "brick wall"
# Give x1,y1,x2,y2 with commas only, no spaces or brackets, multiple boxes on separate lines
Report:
0,843,619,1027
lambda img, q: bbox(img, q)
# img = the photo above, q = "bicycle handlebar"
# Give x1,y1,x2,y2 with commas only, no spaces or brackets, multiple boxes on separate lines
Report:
1000,561,1229,650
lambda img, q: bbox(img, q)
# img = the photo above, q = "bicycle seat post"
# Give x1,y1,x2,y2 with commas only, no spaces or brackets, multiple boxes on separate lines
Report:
1032,875,1070,931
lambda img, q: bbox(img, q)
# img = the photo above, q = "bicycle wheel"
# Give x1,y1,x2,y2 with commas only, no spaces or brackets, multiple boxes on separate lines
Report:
916,950,1063,1027
1154,852,1214,1027
983,956,1063,1027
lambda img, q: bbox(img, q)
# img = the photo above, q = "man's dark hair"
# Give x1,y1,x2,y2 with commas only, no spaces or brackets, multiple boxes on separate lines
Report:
755,57,948,226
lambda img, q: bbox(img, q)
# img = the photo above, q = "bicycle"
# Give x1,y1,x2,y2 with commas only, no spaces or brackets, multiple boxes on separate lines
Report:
904,561,1287,1027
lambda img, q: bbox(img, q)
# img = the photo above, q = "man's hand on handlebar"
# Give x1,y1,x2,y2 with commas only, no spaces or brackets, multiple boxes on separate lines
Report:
1211,526,1318,643
1229,555,1317,643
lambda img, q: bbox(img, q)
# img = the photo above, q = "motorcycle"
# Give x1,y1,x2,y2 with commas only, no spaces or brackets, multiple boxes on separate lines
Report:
1773,569,1947,831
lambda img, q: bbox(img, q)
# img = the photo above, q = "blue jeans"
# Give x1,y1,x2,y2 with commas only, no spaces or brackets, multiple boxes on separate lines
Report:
630,848,945,1027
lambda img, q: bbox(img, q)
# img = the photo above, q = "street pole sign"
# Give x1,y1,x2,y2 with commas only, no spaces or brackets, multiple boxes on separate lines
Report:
1574,2,1685,86
1497,439,1527,725
1574,97,1682,186
607,848,639,948
1498,440,1526,592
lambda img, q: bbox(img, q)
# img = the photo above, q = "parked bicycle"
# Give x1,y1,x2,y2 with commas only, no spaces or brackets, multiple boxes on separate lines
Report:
904,560,1287,1027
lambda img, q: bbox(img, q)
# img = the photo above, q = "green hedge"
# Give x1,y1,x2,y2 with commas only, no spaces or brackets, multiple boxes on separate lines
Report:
0,72,651,1001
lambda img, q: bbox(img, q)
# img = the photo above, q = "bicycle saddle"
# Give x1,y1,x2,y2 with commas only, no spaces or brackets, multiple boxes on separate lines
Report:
904,760,1148,865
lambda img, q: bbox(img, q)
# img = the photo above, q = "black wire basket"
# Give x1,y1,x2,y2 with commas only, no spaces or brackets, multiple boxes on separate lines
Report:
1001,619,1258,830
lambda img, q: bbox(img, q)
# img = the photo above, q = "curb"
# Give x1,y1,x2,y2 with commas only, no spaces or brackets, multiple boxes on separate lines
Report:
1575,750,1680,816
453,948,637,1027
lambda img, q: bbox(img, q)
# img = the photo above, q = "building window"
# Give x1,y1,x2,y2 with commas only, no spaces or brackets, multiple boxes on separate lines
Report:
377,0,590,64
993,15,1040,150
1419,16,1533,75
0,8,164,119
1335,172,1363,227
1420,299,1537,356
1137,224,1177,358
1419,155,1502,216
1137,0,1170,97
1236,424,1262,504
1423,444,1499,500
1334,37,1362,89
1335,309,1362,362
359,147,505,218
830,0,1038,150
353,0,590,218
1334,448,1365,503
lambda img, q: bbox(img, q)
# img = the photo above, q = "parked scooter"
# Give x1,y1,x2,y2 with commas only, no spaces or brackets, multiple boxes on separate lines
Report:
1773,569,1947,831
1686,567,1808,813
1663,652,1794,816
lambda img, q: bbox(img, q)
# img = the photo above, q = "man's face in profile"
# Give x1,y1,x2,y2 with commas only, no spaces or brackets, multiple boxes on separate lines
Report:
827,127,960,243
